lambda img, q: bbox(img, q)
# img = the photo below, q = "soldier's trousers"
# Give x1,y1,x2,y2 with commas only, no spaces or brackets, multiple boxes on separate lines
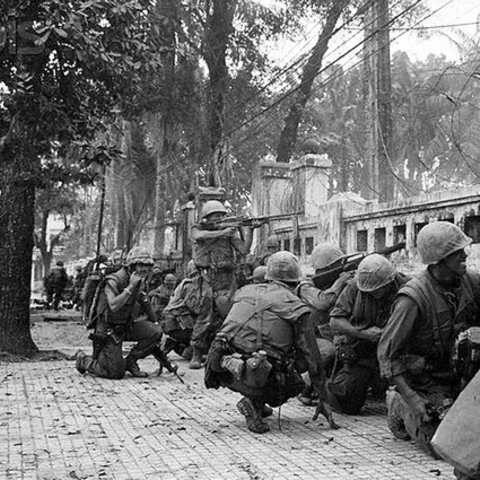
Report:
327,363,377,414
88,320,163,379
191,269,236,352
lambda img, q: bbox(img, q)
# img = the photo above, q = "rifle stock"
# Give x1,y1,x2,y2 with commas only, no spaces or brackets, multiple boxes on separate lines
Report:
155,348,185,383
312,241,406,289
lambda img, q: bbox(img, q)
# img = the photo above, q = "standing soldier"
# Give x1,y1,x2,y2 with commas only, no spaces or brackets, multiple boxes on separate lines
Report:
75,246,165,379
327,254,409,414
204,251,339,434
44,260,69,310
190,200,257,369
378,221,480,467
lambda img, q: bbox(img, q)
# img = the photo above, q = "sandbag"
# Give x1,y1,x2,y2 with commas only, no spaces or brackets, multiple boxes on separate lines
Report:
431,369,480,479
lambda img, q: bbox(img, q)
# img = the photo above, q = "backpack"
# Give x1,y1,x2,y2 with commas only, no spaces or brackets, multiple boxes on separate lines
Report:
82,265,121,329
82,271,105,329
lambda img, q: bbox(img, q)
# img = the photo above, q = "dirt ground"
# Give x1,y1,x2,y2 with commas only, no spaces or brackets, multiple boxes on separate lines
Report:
31,310,88,347
27,310,90,360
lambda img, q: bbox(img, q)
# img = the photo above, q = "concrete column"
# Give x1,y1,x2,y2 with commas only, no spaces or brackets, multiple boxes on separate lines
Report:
252,160,291,217
252,160,291,249
290,154,332,218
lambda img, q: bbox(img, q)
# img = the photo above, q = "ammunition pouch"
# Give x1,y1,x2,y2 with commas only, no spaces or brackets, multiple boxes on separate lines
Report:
275,359,305,398
243,353,273,388
453,327,480,385
337,344,359,366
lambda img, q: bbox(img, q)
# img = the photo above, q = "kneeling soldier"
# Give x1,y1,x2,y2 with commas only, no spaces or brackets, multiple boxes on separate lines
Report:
204,251,338,434
75,246,165,379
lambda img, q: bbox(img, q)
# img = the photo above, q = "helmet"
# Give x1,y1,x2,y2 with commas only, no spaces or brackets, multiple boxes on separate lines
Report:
265,251,302,282
186,260,199,277
356,254,395,292
266,235,279,249
311,243,344,270
251,266,267,283
164,273,177,285
417,221,472,265
201,200,227,220
126,246,154,267
56,261,64,267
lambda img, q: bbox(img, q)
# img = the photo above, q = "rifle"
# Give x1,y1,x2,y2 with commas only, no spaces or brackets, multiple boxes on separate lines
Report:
204,213,295,230
312,241,406,290
154,348,185,383
138,292,185,384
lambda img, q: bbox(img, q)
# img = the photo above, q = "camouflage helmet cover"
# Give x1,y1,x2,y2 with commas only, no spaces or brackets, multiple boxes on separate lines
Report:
311,243,344,271
126,246,154,267
417,221,472,265
356,254,395,292
265,251,302,282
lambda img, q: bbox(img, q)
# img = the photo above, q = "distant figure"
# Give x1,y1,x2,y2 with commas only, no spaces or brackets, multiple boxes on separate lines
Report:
249,266,267,284
256,234,280,267
149,273,178,323
44,261,69,310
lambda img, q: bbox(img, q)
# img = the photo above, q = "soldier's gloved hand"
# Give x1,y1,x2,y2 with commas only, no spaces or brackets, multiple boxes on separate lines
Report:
313,401,340,429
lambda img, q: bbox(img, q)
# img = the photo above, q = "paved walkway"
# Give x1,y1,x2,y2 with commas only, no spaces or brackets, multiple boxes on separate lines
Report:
1,346,456,480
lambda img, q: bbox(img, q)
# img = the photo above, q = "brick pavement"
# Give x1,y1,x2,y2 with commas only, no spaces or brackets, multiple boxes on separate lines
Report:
1,349,457,480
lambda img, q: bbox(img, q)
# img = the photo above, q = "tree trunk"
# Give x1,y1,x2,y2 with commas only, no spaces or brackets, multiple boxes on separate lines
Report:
0,148,38,356
204,0,237,185
276,1,348,163
364,0,393,201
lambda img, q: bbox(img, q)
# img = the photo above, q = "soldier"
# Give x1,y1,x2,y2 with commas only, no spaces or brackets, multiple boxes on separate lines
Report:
257,234,280,267
327,254,409,414
190,200,257,369
162,261,203,358
204,251,338,434
44,260,69,310
149,273,178,323
378,221,480,466
75,246,165,379
249,266,267,284
296,243,353,405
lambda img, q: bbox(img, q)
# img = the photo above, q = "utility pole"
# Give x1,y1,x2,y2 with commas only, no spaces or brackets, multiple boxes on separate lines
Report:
364,0,394,202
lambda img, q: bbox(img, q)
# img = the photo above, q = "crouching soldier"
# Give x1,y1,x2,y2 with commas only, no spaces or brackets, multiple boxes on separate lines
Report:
204,251,339,434
75,246,165,379
378,221,480,467
327,254,409,414
162,261,205,358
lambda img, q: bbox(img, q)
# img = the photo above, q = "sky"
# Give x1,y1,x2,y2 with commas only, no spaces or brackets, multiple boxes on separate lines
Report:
265,0,480,75
392,0,480,61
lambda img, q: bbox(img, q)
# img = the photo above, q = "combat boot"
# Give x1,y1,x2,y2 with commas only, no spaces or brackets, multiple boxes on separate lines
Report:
75,349,91,375
189,348,203,370
236,397,270,434
125,354,148,378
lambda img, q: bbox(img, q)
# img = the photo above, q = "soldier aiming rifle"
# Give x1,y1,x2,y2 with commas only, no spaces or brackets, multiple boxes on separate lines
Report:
312,241,406,290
